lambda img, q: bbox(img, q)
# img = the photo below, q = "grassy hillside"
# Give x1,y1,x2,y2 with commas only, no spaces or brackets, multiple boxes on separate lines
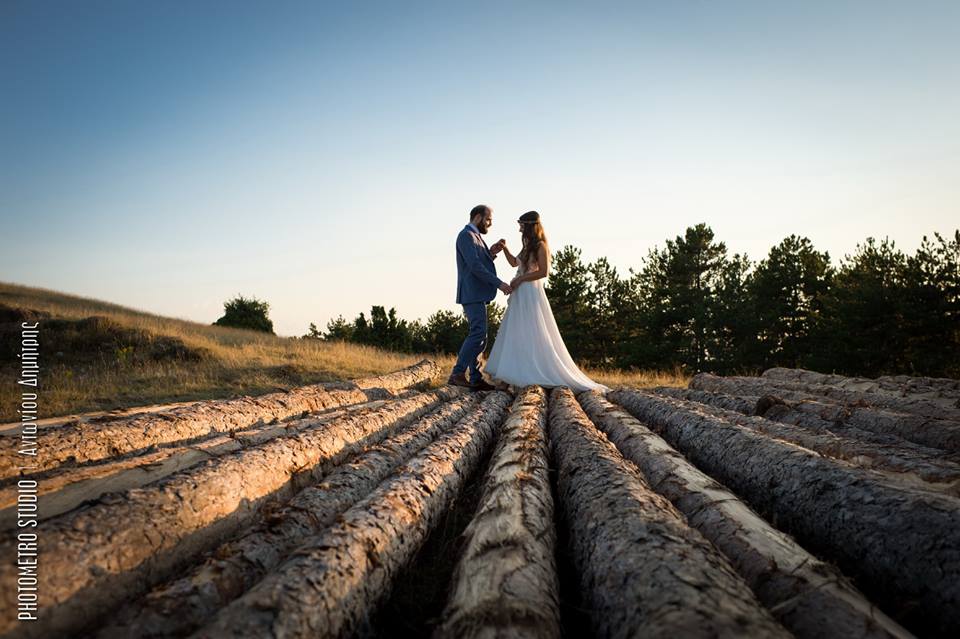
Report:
0,281,686,421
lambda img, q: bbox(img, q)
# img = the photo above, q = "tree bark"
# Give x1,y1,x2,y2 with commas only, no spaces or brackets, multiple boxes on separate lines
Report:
877,373,960,397
190,391,513,639
0,398,411,530
0,359,439,480
0,386,461,639
578,390,913,639
762,397,960,458
436,386,560,639
653,386,759,414
94,393,480,639
609,388,960,638
691,373,960,450
547,387,791,639
763,367,960,404
658,387,960,466
654,392,960,489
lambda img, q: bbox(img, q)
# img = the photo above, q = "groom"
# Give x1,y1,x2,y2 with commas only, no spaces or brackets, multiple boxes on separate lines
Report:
448,204,513,390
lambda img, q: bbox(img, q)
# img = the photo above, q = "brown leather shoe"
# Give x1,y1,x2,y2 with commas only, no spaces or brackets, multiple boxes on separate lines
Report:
447,373,473,389
471,379,497,392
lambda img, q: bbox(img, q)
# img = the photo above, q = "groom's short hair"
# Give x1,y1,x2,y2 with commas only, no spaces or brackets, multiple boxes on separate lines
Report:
469,204,491,221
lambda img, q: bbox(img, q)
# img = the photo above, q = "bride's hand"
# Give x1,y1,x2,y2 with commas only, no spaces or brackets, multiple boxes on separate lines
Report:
509,277,522,289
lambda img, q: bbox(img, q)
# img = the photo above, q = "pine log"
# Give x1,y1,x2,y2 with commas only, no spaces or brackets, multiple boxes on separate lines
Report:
763,368,960,404
691,373,960,448
761,396,960,457
578,390,913,639
660,386,960,466
609,388,960,638
94,393,480,639
0,359,439,480
653,386,759,414
0,398,410,530
436,386,560,639
547,387,790,639
655,393,960,489
190,391,513,639
0,387,461,639
877,373,960,397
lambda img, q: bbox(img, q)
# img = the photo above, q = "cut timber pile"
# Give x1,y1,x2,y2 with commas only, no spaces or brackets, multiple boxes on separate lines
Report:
691,372,960,427
548,387,790,638
4,362,955,639
609,387,960,637
96,393,481,639
0,384,463,639
0,359,439,479
660,390,960,488
578,390,910,639
436,386,560,639
762,367,960,403
191,391,512,638
657,386,960,464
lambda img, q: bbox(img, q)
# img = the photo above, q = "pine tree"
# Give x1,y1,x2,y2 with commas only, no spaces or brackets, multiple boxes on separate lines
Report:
750,235,831,369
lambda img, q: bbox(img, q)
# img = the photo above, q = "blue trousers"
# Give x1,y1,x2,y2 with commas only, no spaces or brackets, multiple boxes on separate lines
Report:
452,302,487,383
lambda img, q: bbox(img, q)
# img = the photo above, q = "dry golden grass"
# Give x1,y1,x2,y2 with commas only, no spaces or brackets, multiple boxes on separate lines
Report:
0,281,687,421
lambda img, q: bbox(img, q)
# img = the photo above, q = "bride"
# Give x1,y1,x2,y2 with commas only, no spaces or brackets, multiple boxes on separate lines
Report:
484,211,609,392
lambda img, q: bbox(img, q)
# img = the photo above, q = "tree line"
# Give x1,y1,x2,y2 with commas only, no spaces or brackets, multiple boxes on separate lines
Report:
307,225,960,378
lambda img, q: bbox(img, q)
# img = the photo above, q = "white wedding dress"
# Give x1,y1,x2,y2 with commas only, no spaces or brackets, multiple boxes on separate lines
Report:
485,262,609,392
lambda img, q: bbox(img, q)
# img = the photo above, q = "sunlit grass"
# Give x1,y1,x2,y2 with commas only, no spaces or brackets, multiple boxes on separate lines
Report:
0,281,687,420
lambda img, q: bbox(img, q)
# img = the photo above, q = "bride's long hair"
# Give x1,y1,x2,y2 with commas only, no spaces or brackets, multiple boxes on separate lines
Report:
518,219,548,267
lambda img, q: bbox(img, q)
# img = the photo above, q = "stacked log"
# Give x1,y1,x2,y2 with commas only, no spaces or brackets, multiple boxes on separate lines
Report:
0,386,461,639
761,397,960,457
436,386,560,639
654,393,960,488
548,387,790,638
95,393,480,639
758,399,960,459
578,390,912,639
658,386,960,467
0,359,440,479
191,391,513,639
0,398,411,530
691,373,960,452
653,386,759,414
764,367,960,404
609,388,960,637
877,373,960,397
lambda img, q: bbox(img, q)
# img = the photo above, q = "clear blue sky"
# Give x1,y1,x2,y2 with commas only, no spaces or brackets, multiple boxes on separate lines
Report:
1,1,957,336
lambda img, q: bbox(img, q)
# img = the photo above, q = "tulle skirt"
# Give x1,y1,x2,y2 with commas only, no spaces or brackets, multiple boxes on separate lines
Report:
485,278,609,392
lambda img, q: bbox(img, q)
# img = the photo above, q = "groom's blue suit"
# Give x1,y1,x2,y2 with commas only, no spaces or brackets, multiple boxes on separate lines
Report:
453,223,504,383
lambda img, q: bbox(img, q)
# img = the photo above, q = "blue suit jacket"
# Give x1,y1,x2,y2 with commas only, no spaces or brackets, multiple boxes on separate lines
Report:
456,224,502,304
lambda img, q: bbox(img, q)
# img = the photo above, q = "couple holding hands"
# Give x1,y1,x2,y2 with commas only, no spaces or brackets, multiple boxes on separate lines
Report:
448,204,607,393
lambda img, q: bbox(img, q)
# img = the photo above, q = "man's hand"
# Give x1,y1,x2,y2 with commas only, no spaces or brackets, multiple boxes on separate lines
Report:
490,239,506,255
499,282,513,295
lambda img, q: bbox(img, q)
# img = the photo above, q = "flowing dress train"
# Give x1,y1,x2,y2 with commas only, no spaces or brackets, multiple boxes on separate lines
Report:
485,263,609,392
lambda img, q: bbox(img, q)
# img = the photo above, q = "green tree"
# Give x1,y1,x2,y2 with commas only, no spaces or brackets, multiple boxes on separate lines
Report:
365,306,413,352
584,257,631,366
486,302,505,354
414,309,466,353
899,232,960,377
810,238,908,375
213,295,274,334
545,246,592,360
322,315,354,341
634,224,729,372
749,235,832,369
712,252,757,373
